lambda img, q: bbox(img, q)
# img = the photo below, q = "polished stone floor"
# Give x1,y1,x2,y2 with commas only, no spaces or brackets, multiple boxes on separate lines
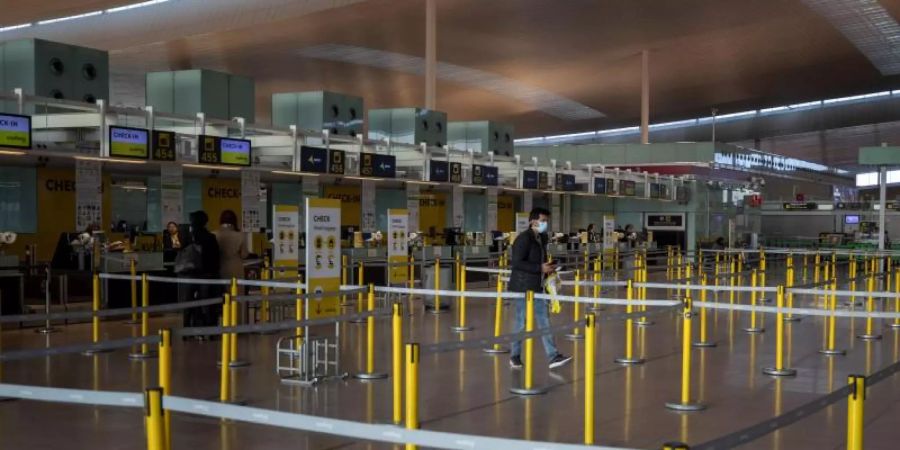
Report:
1,268,899,449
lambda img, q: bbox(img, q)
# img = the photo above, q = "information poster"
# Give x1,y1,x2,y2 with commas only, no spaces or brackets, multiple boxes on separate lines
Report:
516,212,530,233
75,160,102,231
305,198,341,318
160,164,183,227
602,215,617,251
241,171,261,231
273,204,299,279
452,185,464,229
406,183,420,232
361,180,376,232
486,187,498,233
387,209,409,284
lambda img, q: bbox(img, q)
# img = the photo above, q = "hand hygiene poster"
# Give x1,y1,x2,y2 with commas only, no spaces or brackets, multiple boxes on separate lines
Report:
305,198,341,318
387,209,409,284
272,204,299,280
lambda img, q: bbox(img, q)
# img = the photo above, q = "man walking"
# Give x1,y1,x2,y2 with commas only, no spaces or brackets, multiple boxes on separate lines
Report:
508,207,573,370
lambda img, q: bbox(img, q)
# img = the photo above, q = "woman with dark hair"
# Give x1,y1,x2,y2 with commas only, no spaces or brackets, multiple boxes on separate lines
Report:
175,210,220,330
163,221,184,264
214,209,248,281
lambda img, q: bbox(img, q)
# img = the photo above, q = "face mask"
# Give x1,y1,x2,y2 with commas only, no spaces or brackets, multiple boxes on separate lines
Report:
536,221,548,233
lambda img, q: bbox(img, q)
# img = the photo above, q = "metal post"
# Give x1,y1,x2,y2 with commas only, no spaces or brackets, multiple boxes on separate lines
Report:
451,266,472,332
129,274,155,359
510,291,547,395
340,255,350,306
879,166,887,252
763,286,796,377
144,388,165,450
693,274,716,348
158,329,172,450
392,303,403,424
219,295,231,403
820,278,845,355
425,0,437,110
36,266,57,334
666,280,705,411
858,274,882,341
615,280,645,365
484,272,509,354
83,273,111,354
744,269,764,333
356,284,387,380
846,374,866,450
405,343,420,450
584,312,596,444
567,270,584,339
892,268,900,329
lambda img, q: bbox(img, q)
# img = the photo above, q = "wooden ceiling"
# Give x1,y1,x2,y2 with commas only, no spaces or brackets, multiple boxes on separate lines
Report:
5,0,900,138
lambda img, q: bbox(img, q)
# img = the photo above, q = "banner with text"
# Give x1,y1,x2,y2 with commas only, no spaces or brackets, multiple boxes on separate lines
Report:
241,171,261,231
272,204,299,280
388,209,409,284
160,164,183,227
305,198,341,318
75,160,102,231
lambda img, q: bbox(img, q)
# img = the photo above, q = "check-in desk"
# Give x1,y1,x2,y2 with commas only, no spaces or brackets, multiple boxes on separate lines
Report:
454,246,494,284
102,252,170,308
345,247,387,287
0,255,24,315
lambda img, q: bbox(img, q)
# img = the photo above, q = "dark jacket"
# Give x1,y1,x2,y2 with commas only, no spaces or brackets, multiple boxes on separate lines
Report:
188,228,220,278
508,229,548,293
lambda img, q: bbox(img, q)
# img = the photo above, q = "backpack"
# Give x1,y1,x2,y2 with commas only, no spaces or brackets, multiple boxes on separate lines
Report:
174,242,203,274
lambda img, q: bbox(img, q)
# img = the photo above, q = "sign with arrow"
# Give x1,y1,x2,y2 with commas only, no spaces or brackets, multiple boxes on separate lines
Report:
472,164,499,186
430,160,449,182
359,152,396,178
300,145,329,173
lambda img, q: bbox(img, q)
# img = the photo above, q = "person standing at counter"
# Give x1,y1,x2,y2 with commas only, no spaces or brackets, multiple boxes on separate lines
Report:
507,207,573,370
163,221,183,264
214,210,248,281
175,211,221,332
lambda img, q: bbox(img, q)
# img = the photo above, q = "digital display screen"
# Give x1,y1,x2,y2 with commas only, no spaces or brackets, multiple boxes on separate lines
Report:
0,113,31,149
109,126,149,159
329,149,345,175
620,180,636,196
359,152,396,178
594,177,606,194
449,162,463,183
152,130,177,161
472,164,499,186
649,183,660,199
522,170,539,189
430,160,449,182
555,173,576,191
845,215,860,224
219,137,251,166
300,146,328,173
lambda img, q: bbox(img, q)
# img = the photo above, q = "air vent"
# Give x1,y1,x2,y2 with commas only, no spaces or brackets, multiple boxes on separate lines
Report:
82,63,97,80
83,94,97,104
331,105,340,118
49,58,65,75
50,89,65,100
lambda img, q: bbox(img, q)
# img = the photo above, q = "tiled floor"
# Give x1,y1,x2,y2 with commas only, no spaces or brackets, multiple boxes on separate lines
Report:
0,267,899,449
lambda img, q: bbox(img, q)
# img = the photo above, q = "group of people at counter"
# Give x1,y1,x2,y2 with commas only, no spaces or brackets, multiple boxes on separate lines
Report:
163,209,248,335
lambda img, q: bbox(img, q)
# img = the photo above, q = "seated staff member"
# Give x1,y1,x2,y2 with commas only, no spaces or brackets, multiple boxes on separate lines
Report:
507,207,573,370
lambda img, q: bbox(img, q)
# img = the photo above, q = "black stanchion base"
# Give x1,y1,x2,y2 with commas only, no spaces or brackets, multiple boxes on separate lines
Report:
128,351,157,360
425,304,451,314
509,386,547,396
857,334,882,341
588,306,606,312
450,326,474,333
664,401,706,412
354,372,389,380
743,327,765,334
762,367,797,377
692,341,717,348
482,346,510,354
349,317,367,324
819,348,846,356
217,360,252,368
614,357,645,366
635,320,655,327
82,348,113,356
891,323,900,329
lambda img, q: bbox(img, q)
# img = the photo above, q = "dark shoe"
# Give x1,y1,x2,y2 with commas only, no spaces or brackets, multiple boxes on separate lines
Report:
548,353,573,370
509,355,523,369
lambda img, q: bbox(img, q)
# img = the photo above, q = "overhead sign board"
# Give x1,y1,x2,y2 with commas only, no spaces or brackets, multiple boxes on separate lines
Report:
152,130,177,161
782,202,817,211
472,164,499,186
0,113,31,149
109,125,149,159
593,177,607,194
198,135,252,166
329,149,345,175
300,145,328,173
555,173,576,191
646,213,685,231
522,170,549,190
449,161,463,183
430,160,449,182
359,152,396,178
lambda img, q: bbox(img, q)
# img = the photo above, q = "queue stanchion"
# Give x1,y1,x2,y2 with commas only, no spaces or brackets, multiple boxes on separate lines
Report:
849,257,858,307
427,257,445,314
590,257,603,312
392,302,403,425
666,270,706,412
743,269,764,333
407,255,416,316
144,387,165,450
158,329,172,450
785,256,800,322
129,274,156,360
892,268,900,330
615,280,644,365
405,343,420,450
219,294,232,403
583,312,596,444
857,274,882,341
802,253,808,282
340,255,351,306
762,285,797,377
759,250,768,303
83,272,112,355
510,290,547,395
846,374,866,450
814,251,821,285
356,284,388,380
262,256,271,322
228,278,250,368
294,282,304,351
728,257,736,305
127,258,139,325
824,252,831,285
636,253,653,327
820,278,845,356
566,270,584,340
693,273,716,348
352,261,366,323
451,266,472,332
714,253,721,290
483,272,509,354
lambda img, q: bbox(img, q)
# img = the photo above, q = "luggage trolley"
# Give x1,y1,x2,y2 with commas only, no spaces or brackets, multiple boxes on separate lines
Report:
276,290,348,386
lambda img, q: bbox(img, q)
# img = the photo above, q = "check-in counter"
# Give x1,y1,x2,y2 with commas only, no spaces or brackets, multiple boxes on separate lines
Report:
102,252,172,308
0,255,24,315
345,247,388,286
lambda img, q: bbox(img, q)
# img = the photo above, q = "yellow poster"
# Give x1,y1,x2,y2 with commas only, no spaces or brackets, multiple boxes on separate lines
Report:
272,204,299,280
387,209,409,284
323,184,361,228
305,198,342,318
497,194,516,232
202,178,241,229
418,191,446,237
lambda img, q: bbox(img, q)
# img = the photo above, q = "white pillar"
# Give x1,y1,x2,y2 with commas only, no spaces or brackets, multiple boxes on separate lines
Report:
425,0,437,110
640,49,650,144
879,166,887,251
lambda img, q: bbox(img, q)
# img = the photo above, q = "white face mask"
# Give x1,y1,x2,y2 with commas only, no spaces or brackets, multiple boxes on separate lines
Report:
536,221,548,233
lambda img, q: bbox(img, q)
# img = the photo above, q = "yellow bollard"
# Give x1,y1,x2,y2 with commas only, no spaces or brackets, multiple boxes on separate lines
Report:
158,329,172,450
892,269,900,330
295,283,304,348
857,275,882,341
729,257,736,305
484,273,509,354
759,252,767,302
129,258,139,324
785,259,800,322
510,291,547,395
567,270,584,340
219,294,231,403
84,273,112,355
404,343,420,450
356,284,388,379
662,443,690,450
392,303,403,425
262,257,271,322
745,269,764,333
666,279,705,411
340,254,349,306
584,312,597,444
429,257,443,313
229,279,239,364
803,253,808,282
408,255,415,290
357,261,365,314
129,274,155,359
820,278,845,356
591,257,603,312
451,267,472,332
846,374,866,450
763,285,797,377
636,254,653,327
144,388,165,450
693,274,715,348
615,280,644,365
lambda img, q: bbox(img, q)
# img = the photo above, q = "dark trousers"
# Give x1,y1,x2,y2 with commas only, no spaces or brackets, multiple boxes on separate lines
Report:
178,278,222,328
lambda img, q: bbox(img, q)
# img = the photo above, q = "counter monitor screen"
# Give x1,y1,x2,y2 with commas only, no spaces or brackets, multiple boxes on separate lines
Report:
845,215,860,225
0,113,32,149
219,137,252,166
109,126,149,159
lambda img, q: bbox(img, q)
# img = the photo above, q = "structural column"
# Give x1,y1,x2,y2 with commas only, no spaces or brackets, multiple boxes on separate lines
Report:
879,166,886,251
640,49,650,144
425,0,437,109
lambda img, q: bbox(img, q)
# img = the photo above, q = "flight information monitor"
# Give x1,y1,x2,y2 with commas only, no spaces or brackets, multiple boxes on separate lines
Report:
109,126,149,159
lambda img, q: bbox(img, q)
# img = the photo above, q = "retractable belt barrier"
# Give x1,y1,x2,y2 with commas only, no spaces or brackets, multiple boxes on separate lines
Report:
232,286,366,303
374,285,525,299
0,296,223,324
0,335,160,362
0,383,144,408
99,273,308,290
693,301,900,320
